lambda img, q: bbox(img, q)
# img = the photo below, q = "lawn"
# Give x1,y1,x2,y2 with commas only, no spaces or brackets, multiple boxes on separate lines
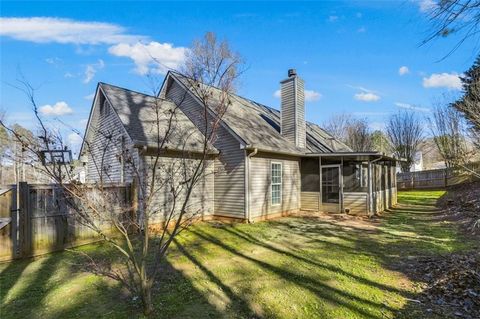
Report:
0,189,476,319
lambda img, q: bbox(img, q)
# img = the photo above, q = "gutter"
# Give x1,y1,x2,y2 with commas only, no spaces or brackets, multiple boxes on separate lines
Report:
371,155,383,164
246,148,258,223
242,145,303,157
133,141,219,155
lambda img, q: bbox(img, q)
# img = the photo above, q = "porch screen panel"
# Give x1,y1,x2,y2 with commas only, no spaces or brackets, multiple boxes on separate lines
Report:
301,158,320,192
343,161,368,193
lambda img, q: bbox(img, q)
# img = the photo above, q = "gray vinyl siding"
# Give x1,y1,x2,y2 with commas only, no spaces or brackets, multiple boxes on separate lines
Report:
300,192,319,211
280,76,306,149
144,156,214,222
165,80,246,218
85,95,136,183
249,153,300,218
281,79,296,143
296,79,306,148
343,193,368,215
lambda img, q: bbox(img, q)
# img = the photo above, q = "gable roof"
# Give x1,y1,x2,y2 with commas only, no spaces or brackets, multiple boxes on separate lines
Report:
167,72,351,155
85,82,217,154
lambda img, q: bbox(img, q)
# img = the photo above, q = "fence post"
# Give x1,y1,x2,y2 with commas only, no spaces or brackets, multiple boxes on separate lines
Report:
444,169,447,188
10,186,18,259
18,182,31,258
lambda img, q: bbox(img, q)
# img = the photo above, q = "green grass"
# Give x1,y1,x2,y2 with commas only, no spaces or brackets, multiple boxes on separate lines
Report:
0,190,476,318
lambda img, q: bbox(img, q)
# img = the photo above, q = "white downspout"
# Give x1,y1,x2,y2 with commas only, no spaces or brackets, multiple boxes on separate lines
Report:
246,148,258,223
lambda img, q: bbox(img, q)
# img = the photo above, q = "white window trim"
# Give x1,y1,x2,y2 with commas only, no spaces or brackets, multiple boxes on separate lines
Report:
271,161,282,206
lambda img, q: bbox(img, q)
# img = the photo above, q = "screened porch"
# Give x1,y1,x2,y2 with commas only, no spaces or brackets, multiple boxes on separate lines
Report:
300,153,398,215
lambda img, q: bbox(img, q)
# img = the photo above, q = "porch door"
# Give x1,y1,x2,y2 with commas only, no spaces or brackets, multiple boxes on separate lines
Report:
321,165,341,213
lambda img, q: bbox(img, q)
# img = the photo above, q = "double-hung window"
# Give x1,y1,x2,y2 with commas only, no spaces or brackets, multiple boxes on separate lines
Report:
271,162,282,205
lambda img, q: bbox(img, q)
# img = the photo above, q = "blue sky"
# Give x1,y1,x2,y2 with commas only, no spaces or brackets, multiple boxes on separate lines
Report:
1,1,478,153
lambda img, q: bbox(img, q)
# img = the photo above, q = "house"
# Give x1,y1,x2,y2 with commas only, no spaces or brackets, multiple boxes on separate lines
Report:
80,69,398,223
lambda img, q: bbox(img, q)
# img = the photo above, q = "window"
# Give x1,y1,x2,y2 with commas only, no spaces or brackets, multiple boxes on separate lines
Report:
271,162,282,205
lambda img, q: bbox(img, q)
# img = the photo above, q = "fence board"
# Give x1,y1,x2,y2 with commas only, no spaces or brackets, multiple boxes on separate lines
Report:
397,163,480,189
0,182,130,262
0,187,14,261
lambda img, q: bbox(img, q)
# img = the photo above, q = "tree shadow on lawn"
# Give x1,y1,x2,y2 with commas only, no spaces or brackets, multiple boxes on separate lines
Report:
188,227,400,319
211,190,472,318
0,253,63,318
0,242,226,319
1,190,470,319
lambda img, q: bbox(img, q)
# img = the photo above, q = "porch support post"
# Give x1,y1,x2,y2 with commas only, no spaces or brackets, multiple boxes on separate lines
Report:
340,156,344,213
367,159,373,216
318,156,322,212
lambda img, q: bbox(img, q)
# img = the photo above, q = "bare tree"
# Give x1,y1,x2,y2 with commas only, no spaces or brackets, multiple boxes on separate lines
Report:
371,130,390,154
0,111,7,184
344,118,374,152
422,0,480,58
324,114,375,151
0,32,242,316
323,113,352,143
386,111,424,172
429,104,470,167
454,55,480,148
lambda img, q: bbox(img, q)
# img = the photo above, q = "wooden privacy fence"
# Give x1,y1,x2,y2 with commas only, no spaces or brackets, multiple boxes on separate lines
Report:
397,162,480,189
0,182,131,262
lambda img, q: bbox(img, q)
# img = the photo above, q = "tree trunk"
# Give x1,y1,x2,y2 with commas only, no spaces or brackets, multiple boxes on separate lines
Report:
141,280,153,316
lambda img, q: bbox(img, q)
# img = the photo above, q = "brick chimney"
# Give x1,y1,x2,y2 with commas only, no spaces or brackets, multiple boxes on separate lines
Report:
280,69,306,148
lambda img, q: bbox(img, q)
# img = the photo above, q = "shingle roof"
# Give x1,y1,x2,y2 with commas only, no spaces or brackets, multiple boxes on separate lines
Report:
169,72,351,155
100,83,217,154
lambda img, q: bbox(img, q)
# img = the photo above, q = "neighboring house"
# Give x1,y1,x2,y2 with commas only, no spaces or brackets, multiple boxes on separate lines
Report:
413,151,424,172
80,69,398,222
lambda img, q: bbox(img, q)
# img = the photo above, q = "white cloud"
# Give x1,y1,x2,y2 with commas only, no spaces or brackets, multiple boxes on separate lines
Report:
68,132,83,146
108,41,187,75
357,26,366,33
422,72,462,90
354,92,380,102
64,72,74,78
418,0,437,12
45,57,62,66
83,59,104,84
395,102,430,112
84,93,95,100
0,17,144,44
348,85,381,102
39,101,73,116
67,132,83,154
328,15,339,22
305,90,322,101
273,89,322,102
1,17,187,76
399,66,410,75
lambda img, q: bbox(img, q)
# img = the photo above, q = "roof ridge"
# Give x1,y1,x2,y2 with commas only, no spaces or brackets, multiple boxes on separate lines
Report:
168,72,351,152
99,82,167,100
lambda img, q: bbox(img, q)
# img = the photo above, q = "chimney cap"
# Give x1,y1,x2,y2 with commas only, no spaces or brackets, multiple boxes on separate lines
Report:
288,69,297,77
